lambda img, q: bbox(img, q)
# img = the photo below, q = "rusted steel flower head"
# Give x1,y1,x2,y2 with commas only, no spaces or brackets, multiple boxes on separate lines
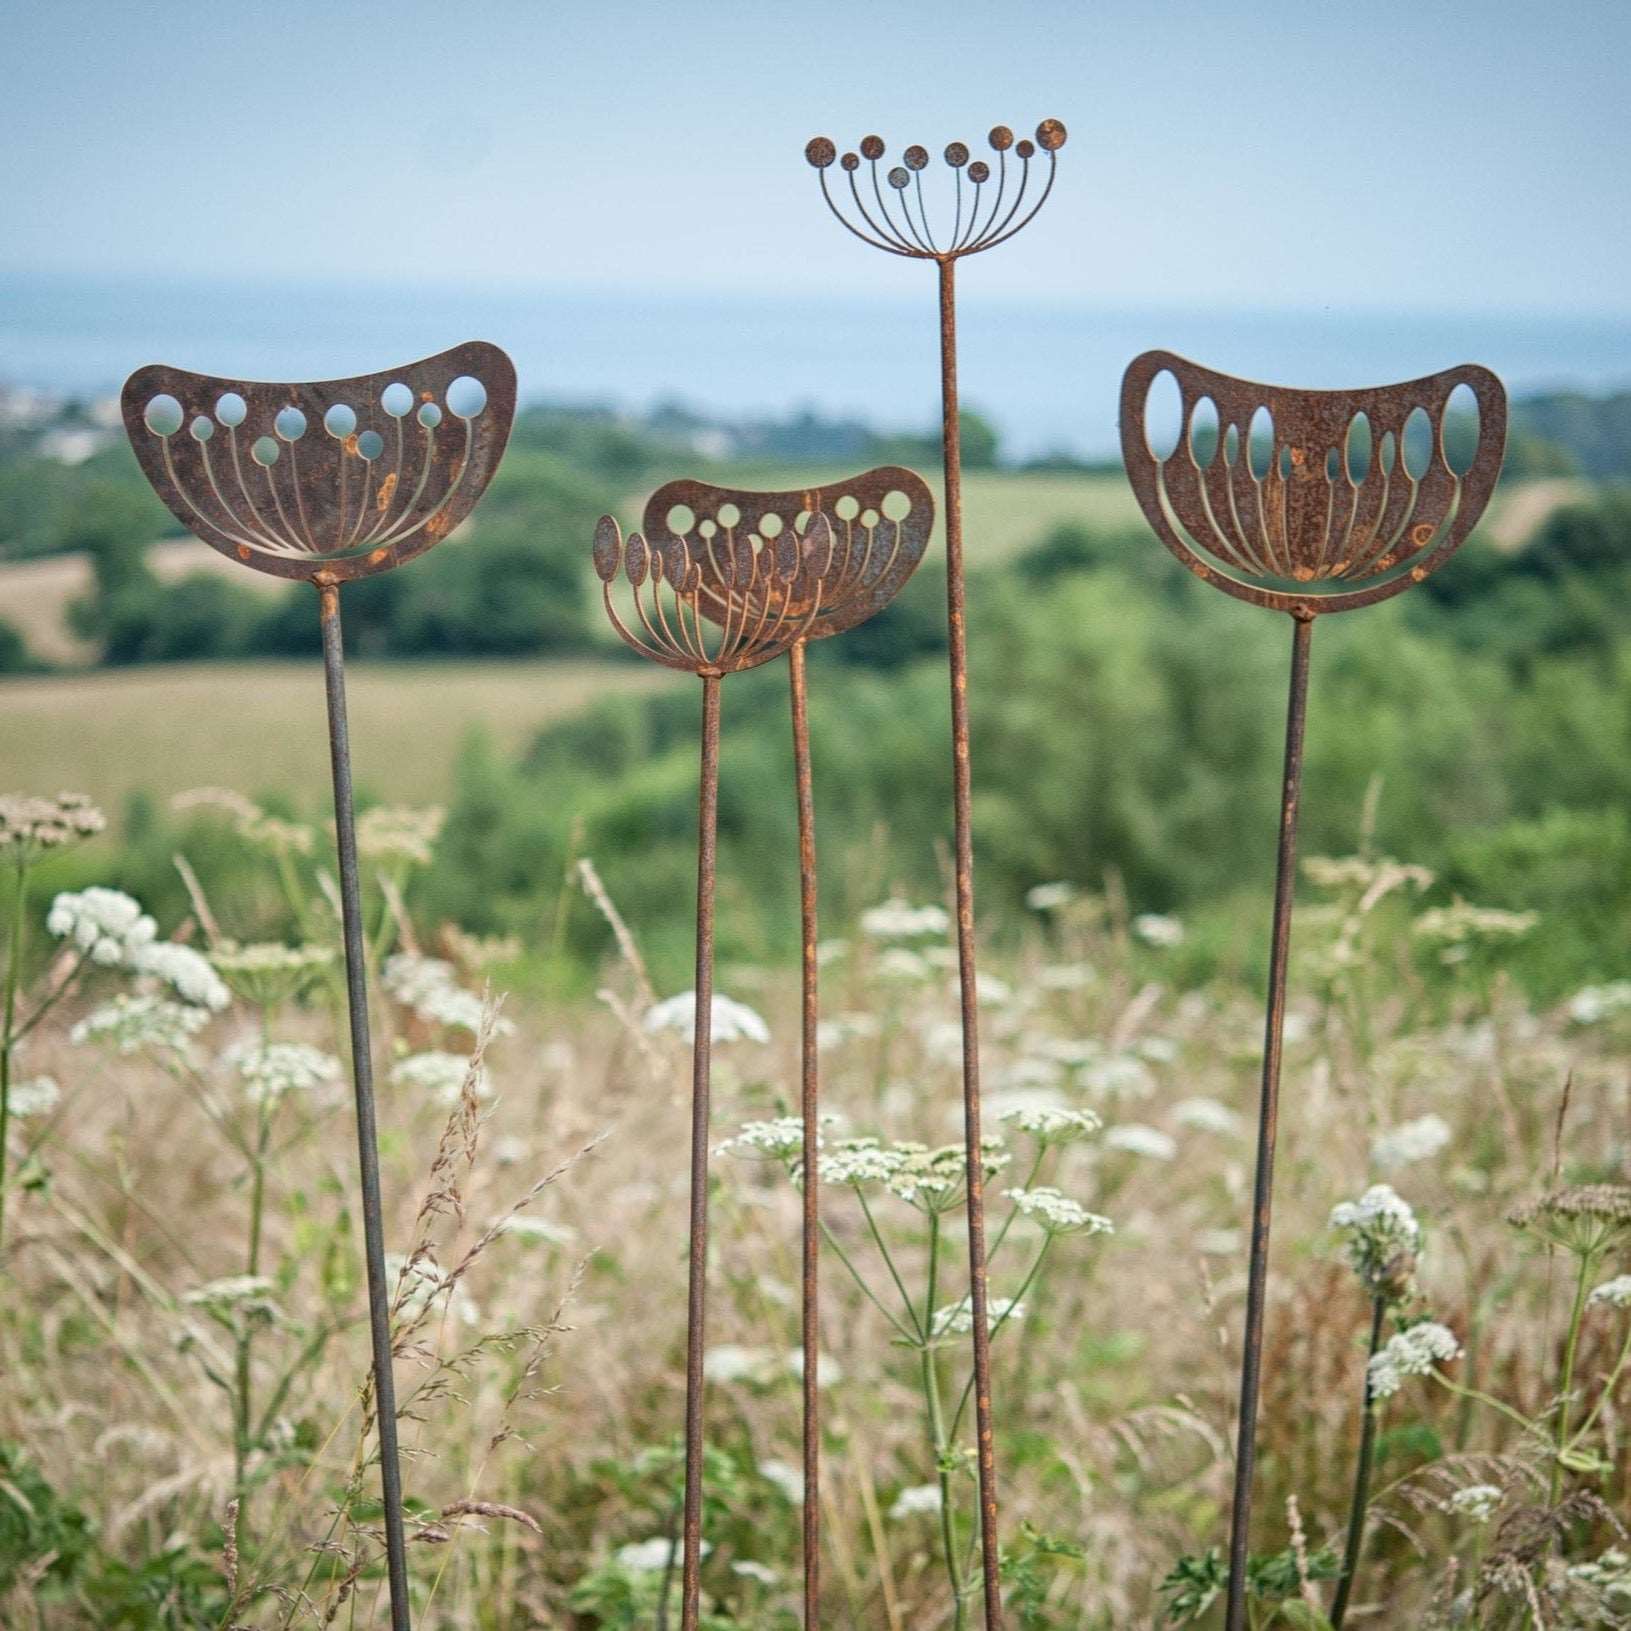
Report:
121,341,517,583
595,465,935,673
1120,351,1508,615
804,120,1066,260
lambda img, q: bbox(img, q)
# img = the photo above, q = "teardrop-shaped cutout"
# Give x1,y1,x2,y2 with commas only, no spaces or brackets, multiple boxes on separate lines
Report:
1443,383,1479,476
1143,369,1182,460
1402,406,1433,479
1248,406,1275,478
1189,396,1220,468
1345,413,1372,482
1223,422,1241,467
1378,429,1397,475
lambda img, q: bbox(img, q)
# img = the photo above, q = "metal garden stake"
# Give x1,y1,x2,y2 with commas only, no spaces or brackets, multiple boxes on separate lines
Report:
640,467,935,1624
122,342,517,1631
1118,350,1507,1631
803,120,1066,1625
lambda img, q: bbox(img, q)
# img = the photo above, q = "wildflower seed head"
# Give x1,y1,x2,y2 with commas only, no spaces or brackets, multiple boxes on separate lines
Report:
718,1115,826,1165
1330,1183,1423,1300
383,953,512,1037
932,1296,1025,1338
1366,1320,1460,1400
1005,1186,1114,1238
354,804,445,868
1508,1185,1631,1259
0,793,105,864
209,940,335,1007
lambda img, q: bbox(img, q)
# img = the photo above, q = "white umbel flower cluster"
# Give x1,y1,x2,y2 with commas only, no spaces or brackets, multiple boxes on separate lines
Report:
860,898,950,940
1005,1186,1114,1237
47,887,156,965
390,1050,490,1104
1445,1484,1502,1523
72,993,211,1056
1588,1274,1631,1311
0,793,105,861
1104,1124,1177,1161
1367,1322,1460,1400
1025,881,1078,912
227,1041,342,1105
643,991,770,1045
355,804,444,868
932,1296,1025,1338
136,941,231,1011
6,1076,60,1118
383,954,506,1036
998,1104,1102,1144
1371,1113,1452,1172
1133,913,1184,948
889,1484,943,1520
1567,981,1631,1025
718,1116,811,1162
1330,1184,1423,1298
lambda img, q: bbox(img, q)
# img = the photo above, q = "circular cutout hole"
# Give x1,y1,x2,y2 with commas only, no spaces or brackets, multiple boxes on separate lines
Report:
1402,406,1433,479
666,504,696,534
381,382,414,417
357,430,384,460
881,489,912,521
698,518,716,539
143,394,183,437
189,415,215,443
214,392,247,428
1248,406,1275,478
274,406,307,442
1142,370,1182,461
1345,413,1372,482
251,436,280,467
834,494,860,521
1188,396,1220,468
860,508,879,528
758,512,784,538
717,502,741,528
1444,383,1479,475
446,375,487,418
418,402,443,429
324,403,358,438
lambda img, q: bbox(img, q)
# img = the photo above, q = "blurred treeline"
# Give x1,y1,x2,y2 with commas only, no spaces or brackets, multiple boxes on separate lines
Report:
6,391,1631,998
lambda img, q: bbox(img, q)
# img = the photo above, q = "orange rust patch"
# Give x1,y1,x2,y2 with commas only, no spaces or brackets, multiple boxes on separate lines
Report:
376,472,398,511
1411,522,1434,546
236,544,251,561
369,547,388,565
1289,446,1305,466
1292,565,1314,581
427,511,452,539
343,433,360,456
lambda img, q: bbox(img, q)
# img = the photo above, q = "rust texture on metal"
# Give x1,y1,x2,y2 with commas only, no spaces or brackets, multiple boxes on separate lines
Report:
805,120,1066,1630
1119,350,1508,614
122,341,519,1631
804,120,1066,262
1117,354,1508,1631
597,469,932,1629
120,341,517,582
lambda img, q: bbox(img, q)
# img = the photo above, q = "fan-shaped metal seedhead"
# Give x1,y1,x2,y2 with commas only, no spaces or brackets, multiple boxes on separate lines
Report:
804,121,1066,261
641,464,936,644
121,341,517,583
1120,351,1508,615
595,465,934,675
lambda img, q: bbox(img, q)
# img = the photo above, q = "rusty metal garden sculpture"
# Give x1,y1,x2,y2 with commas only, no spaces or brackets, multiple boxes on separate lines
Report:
640,466,934,1624
595,469,931,1630
803,121,1065,1624
1118,350,1507,1631
121,341,518,1631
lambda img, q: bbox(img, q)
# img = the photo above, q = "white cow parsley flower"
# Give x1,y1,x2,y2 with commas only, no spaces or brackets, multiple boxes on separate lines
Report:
47,887,155,965
861,899,950,940
390,1050,490,1104
6,1076,60,1118
1133,913,1184,948
998,1103,1102,1144
1445,1484,1502,1523
759,1459,803,1504
1371,1113,1452,1172
1367,1322,1460,1400
73,993,211,1057
1330,1184,1423,1298
932,1296,1025,1338
1006,1187,1114,1237
1174,1097,1242,1135
1025,881,1078,912
1589,1274,1631,1311
643,991,770,1045
889,1484,943,1520
135,941,231,1011
1104,1123,1177,1161
227,1041,342,1105
1567,981,1631,1026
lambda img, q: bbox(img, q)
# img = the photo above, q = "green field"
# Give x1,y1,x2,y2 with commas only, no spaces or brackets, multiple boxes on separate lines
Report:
0,658,674,807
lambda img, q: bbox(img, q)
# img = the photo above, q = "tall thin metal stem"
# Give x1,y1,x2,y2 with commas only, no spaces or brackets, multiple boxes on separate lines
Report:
937,254,1004,1629
681,671,723,1631
788,640,823,1627
1225,609,1315,1631
316,580,412,1631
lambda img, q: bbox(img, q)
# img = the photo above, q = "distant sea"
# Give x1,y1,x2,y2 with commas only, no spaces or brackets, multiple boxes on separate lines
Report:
4,272,1630,459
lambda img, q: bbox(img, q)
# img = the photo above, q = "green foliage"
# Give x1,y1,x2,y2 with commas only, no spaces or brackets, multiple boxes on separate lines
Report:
0,1441,93,1591
1159,1544,1341,1624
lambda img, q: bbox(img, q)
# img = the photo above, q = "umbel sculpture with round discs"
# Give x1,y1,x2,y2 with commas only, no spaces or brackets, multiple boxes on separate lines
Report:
122,341,517,1631
802,119,1064,1627
1119,350,1508,1631
594,469,933,1631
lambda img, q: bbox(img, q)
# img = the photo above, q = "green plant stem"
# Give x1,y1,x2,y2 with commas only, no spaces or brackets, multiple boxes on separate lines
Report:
818,1218,919,1344
0,860,28,1258
1550,1252,1595,1504
858,1188,923,1341
1331,1297,1387,1629
921,1209,966,1629
949,1237,1054,1445
1566,1315,1631,1447
233,1090,273,1553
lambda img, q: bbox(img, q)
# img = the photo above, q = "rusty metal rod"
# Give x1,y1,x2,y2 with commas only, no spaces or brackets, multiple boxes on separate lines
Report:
938,254,1004,1628
788,639,822,1627
316,580,412,1631
1224,609,1315,1631
681,671,723,1631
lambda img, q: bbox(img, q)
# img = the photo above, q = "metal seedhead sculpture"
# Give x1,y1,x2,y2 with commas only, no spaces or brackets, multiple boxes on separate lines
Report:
596,472,932,1631
123,341,517,1631
803,119,1065,1627
1119,351,1506,1631
641,467,934,1623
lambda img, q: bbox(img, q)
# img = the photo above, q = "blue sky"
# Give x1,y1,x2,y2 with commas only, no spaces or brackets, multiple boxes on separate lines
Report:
5,0,1629,314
